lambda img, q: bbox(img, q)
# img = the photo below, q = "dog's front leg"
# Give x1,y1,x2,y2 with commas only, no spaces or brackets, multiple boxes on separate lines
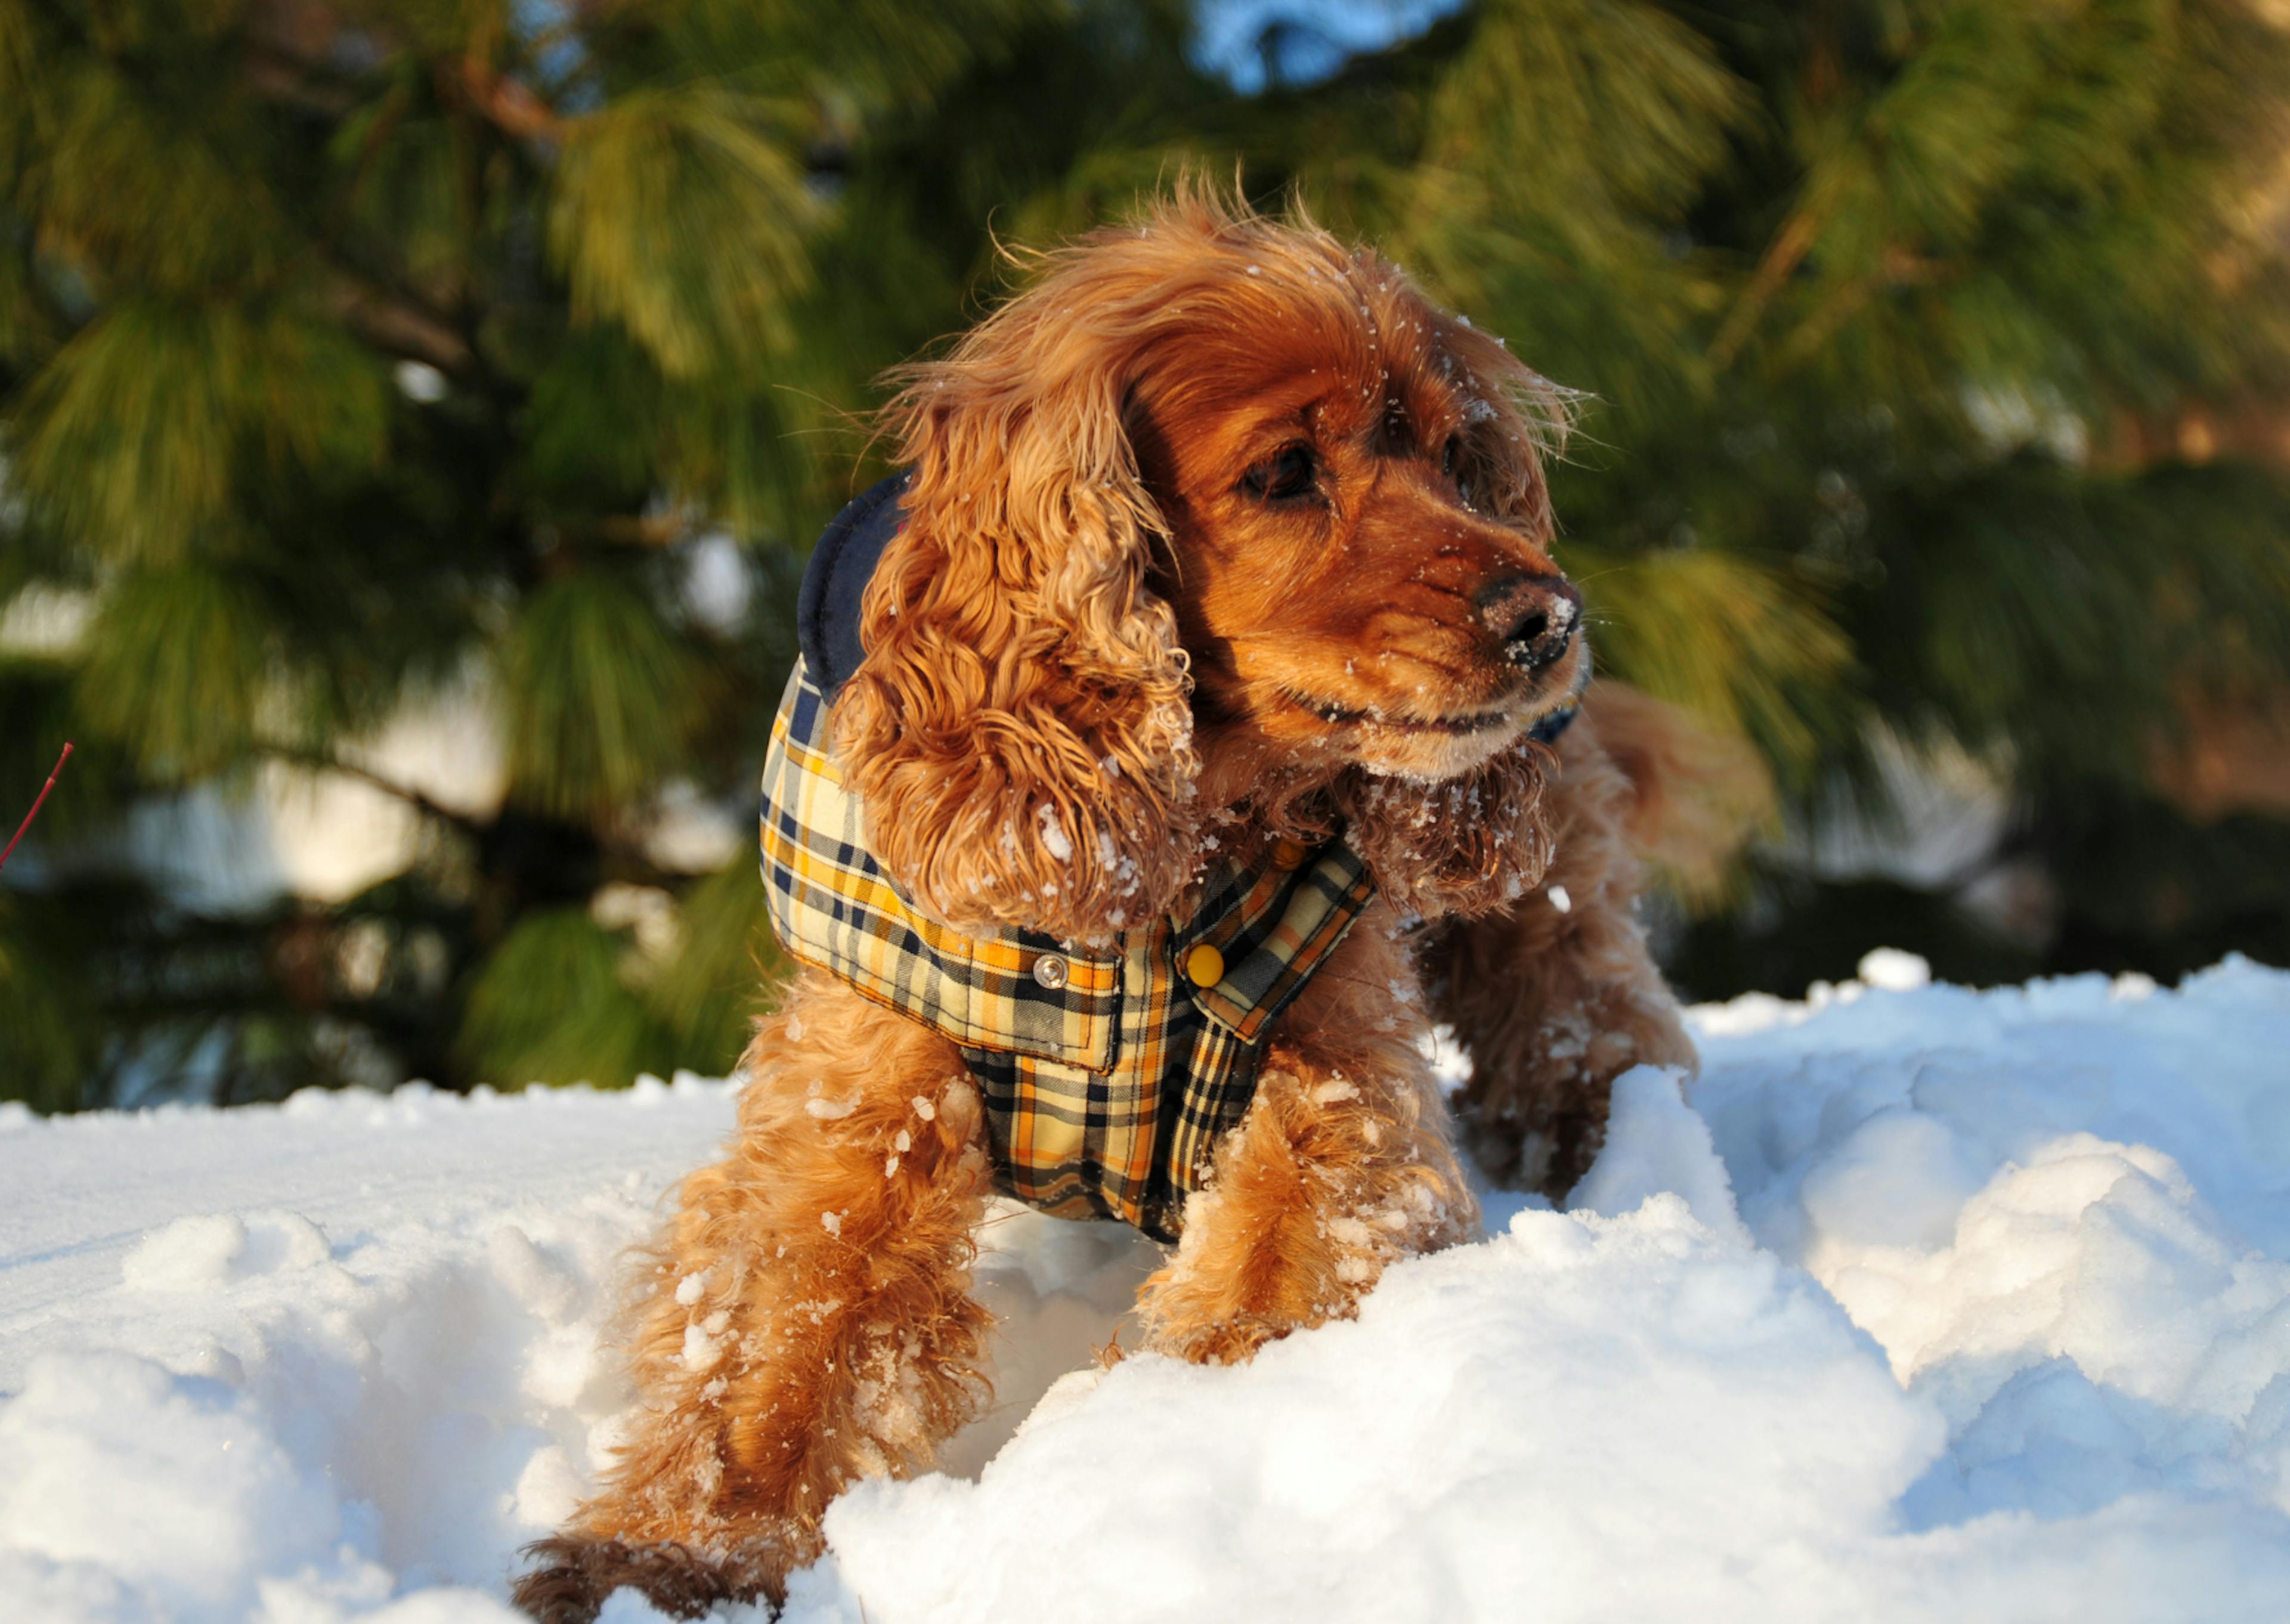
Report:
1429,708,1698,1200
514,972,994,1622
1135,915,1479,1365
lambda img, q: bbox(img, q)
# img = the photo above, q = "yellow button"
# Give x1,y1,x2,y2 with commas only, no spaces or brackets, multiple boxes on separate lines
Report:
1184,943,1226,988
1269,837,1309,871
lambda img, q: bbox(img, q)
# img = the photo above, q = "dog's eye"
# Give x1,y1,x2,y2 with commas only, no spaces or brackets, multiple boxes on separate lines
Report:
1241,443,1317,503
1443,434,1475,505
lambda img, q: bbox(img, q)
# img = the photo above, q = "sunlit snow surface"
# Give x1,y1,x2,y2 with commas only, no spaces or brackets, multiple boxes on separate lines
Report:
4,954,2289,1622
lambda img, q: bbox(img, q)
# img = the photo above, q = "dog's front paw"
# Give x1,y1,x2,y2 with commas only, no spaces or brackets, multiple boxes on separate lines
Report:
510,1533,780,1624
1147,1309,1305,1366
1462,1003,1695,1199
1462,1092,1608,1200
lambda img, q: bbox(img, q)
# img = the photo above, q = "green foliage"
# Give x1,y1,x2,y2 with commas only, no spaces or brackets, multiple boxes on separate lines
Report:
1422,0,1745,221
503,573,698,819
1565,542,1856,778
4,0,2289,1106
643,857,786,1071
8,46,295,291
549,88,816,377
16,299,389,563
0,891,92,1111
457,863,783,1086
75,564,273,777
1859,456,2290,778
457,907,680,1087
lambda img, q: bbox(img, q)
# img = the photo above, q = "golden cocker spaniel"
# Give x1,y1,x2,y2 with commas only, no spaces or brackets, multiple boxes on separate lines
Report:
515,188,1703,1620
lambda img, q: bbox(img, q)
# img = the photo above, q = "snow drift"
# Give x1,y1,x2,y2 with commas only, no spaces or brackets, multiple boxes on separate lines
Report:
4,953,2288,1622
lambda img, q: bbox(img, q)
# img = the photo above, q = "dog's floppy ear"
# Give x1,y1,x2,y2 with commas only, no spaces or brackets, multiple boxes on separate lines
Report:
832,273,1200,943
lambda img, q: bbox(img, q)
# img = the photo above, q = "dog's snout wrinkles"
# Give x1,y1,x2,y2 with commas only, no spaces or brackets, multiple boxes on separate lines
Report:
1474,572,1581,671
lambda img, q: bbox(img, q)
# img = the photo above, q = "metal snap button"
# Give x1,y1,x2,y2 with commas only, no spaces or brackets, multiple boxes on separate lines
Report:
1184,943,1226,988
1032,954,1070,991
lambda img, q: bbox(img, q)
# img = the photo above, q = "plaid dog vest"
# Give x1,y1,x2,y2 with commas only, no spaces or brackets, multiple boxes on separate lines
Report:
758,660,1378,1242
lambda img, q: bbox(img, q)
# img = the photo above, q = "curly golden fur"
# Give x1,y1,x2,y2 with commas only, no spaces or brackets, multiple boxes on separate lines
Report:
514,187,1717,1621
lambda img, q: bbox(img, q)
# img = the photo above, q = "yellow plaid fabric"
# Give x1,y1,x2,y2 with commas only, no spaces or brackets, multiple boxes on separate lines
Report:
759,661,1377,1241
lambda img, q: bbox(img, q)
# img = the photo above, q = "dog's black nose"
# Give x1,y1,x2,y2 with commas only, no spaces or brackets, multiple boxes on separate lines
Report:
1474,573,1582,671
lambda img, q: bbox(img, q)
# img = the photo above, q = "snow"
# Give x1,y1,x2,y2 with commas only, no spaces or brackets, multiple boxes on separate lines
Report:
4,954,2289,1622
1035,802,1073,862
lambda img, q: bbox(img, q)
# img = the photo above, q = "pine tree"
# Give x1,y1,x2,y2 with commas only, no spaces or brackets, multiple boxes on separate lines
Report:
0,0,1052,1104
5,0,2288,1109
1260,0,2290,987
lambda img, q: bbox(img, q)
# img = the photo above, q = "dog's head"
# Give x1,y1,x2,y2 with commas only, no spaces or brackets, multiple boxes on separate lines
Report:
834,191,1579,941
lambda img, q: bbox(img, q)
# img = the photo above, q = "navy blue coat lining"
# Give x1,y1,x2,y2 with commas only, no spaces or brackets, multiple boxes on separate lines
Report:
797,471,912,706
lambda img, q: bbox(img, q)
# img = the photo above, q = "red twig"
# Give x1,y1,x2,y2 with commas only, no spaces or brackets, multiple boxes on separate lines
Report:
0,742,73,874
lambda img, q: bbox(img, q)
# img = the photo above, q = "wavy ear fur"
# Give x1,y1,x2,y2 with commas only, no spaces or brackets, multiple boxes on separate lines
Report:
833,246,1201,944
